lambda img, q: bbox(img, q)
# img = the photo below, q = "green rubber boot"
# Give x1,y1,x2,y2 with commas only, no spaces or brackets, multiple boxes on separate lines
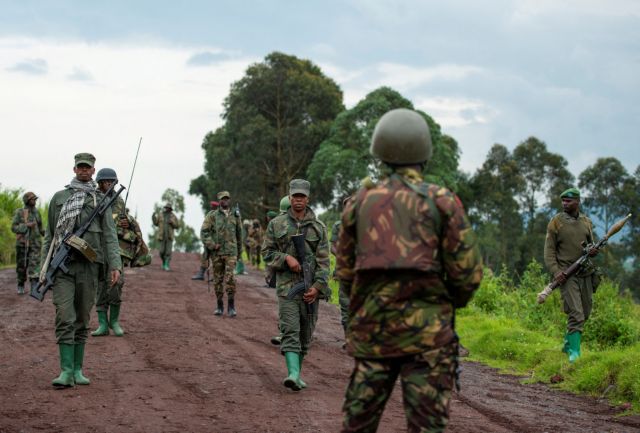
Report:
91,310,110,336
73,344,90,385
283,352,302,391
567,331,582,363
52,344,75,388
109,304,125,336
298,354,307,389
561,333,569,354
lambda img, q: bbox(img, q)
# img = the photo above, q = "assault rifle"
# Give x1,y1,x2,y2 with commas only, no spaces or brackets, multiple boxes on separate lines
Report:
31,183,126,301
537,213,632,304
287,233,315,314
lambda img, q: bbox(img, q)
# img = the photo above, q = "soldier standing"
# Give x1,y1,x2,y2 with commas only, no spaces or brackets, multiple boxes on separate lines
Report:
330,196,351,348
40,153,122,387
152,203,178,271
192,201,219,280
200,191,242,316
336,109,483,432
544,187,598,363
262,180,331,391
248,219,263,267
11,191,44,295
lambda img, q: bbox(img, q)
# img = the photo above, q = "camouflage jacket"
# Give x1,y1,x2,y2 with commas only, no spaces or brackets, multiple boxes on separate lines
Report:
262,207,330,299
336,168,483,358
152,210,178,241
200,208,242,257
544,211,594,276
11,206,44,247
247,224,263,248
108,196,149,266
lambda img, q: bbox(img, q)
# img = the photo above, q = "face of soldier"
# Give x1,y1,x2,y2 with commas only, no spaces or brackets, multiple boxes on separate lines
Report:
220,197,230,209
290,193,309,213
74,164,95,182
562,197,580,215
27,197,37,207
98,179,115,193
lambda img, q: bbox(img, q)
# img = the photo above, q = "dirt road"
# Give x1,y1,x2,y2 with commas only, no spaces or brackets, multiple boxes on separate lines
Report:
1,252,639,432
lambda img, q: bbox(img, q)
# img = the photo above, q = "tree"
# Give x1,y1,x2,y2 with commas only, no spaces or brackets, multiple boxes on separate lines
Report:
148,188,200,253
190,52,344,219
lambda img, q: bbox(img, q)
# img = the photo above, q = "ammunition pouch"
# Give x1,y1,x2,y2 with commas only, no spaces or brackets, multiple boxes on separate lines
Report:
64,235,97,262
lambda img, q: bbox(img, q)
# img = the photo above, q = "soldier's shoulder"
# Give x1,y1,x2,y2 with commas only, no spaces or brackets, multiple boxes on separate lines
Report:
51,188,71,204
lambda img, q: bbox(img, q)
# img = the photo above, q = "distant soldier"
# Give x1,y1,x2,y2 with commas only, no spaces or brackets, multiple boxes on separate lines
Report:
248,219,263,266
41,153,122,387
201,191,242,316
337,109,483,432
263,179,330,391
152,203,179,271
192,200,219,280
544,187,599,363
330,196,351,347
11,191,44,295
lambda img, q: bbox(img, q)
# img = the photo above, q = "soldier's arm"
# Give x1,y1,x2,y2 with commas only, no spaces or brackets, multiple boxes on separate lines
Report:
152,212,159,226
335,197,357,290
11,209,27,234
312,224,331,299
102,204,123,272
200,213,215,249
36,209,45,235
543,220,560,275
236,217,243,257
170,213,179,228
41,194,59,264
438,191,483,309
262,219,288,270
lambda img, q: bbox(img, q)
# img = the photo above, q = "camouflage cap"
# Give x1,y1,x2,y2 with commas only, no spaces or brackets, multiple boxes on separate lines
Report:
560,188,580,199
217,191,231,200
289,179,310,196
22,191,37,204
74,152,96,167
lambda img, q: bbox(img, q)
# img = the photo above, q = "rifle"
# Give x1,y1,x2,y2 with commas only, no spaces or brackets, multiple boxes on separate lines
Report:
31,183,126,302
287,233,315,314
537,213,632,304
122,137,142,215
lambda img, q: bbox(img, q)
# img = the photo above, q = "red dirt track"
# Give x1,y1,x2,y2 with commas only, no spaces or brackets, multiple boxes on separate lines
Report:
1,252,639,432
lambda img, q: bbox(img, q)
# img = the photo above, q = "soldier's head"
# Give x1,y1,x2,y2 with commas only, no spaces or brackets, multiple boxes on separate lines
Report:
279,195,290,213
560,188,580,214
163,203,173,211
253,219,260,228
370,108,432,171
73,152,96,182
210,201,219,210
22,191,37,207
96,168,118,193
217,191,231,209
289,179,310,213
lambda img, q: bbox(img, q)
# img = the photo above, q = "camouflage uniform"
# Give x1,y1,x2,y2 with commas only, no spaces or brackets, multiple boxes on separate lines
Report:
200,196,242,313
11,194,44,291
152,207,178,269
330,220,350,333
248,220,263,266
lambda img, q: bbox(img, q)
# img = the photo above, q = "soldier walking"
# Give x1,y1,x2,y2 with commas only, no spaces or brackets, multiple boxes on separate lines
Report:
40,153,122,387
152,203,178,271
192,201,219,280
11,191,44,295
336,109,483,432
200,191,242,316
263,179,331,391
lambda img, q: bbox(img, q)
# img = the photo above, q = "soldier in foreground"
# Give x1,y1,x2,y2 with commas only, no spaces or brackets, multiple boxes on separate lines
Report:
40,153,122,387
201,191,242,316
11,191,44,295
543,188,598,362
192,201,219,281
262,179,330,391
152,202,178,271
336,109,483,432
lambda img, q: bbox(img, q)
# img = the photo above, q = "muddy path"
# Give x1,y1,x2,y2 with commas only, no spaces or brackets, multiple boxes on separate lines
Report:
1,252,638,432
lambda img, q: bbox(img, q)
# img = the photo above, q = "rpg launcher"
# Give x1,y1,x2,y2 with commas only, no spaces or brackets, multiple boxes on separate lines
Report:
287,233,315,315
537,213,632,304
31,183,126,302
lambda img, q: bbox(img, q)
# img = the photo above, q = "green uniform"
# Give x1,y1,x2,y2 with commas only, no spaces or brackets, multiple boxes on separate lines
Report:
152,209,178,263
201,208,242,301
43,187,122,345
11,206,44,284
248,222,263,266
336,168,483,433
262,207,331,355
330,220,349,331
544,211,595,333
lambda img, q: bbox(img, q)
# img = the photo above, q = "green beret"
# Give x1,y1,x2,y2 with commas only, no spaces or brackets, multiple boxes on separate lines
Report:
74,152,96,167
217,190,230,200
560,188,580,199
289,179,310,196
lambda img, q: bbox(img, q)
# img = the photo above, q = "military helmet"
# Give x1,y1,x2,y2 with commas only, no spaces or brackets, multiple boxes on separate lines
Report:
22,191,37,204
96,168,118,182
279,195,290,212
370,108,432,164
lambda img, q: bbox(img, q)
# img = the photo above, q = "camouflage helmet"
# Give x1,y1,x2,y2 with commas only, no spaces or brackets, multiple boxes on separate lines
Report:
96,168,118,182
279,195,290,212
22,191,37,204
370,108,432,164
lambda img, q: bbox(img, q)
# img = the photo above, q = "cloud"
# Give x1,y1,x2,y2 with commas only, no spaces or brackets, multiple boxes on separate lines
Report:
6,58,48,75
67,66,93,81
186,51,229,66
414,97,498,128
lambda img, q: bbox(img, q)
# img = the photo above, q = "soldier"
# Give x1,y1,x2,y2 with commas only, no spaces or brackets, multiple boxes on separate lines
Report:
337,109,483,432
262,180,331,391
40,153,122,387
11,191,44,295
544,187,598,363
192,201,219,280
330,196,351,348
248,219,263,267
152,202,179,271
201,191,242,316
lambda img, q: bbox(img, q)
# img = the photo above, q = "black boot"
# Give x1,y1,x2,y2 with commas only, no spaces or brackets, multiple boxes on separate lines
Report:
191,267,206,280
228,299,237,317
214,299,224,316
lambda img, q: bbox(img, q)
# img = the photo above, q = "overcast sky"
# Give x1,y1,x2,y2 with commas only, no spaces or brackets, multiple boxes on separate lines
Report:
1,0,638,239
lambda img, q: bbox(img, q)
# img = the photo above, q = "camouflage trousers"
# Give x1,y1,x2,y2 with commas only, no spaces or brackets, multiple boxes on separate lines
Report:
95,265,124,312
249,245,261,266
15,243,41,284
159,239,173,262
560,275,593,333
338,280,350,332
278,295,318,355
200,249,210,269
212,255,237,300
341,343,457,433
